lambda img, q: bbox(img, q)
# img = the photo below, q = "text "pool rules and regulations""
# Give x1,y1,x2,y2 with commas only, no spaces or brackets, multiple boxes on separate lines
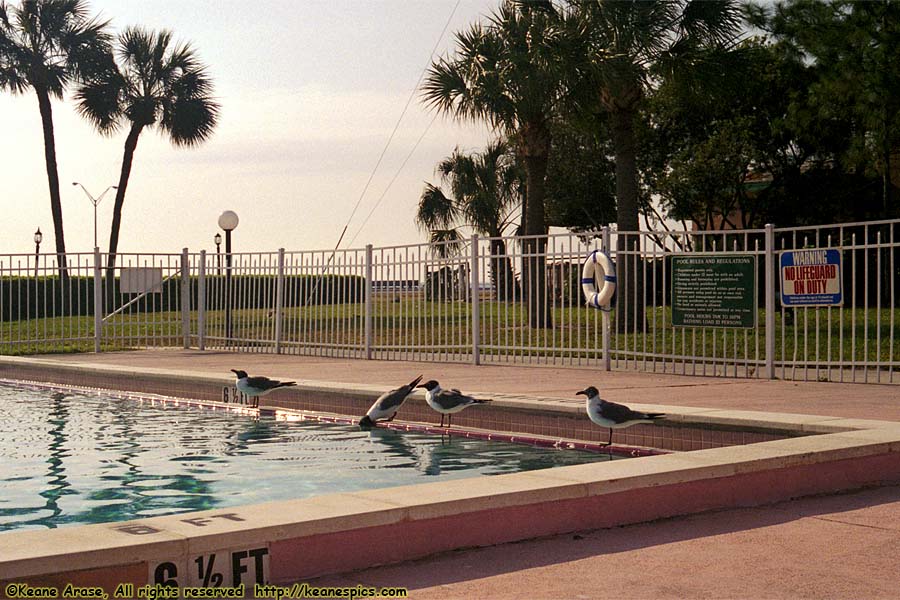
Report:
780,248,843,306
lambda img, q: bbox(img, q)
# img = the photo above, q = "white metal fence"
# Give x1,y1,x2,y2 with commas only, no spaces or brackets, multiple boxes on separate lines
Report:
1,219,897,384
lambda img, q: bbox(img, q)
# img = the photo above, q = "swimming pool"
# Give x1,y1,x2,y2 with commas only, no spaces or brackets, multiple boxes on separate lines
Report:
3,362,898,590
0,383,618,532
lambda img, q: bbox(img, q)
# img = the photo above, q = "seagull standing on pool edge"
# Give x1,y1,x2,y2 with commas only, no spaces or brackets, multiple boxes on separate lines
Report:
231,369,296,407
359,375,423,427
576,386,665,446
417,380,491,428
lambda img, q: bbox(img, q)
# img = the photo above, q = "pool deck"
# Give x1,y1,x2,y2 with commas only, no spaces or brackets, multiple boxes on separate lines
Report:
3,350,900,599
27,349,900,421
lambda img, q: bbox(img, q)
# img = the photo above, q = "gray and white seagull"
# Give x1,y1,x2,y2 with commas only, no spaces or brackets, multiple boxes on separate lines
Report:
576,385,665,446
359,375,423,427
230,369,296,407
417,380,491,428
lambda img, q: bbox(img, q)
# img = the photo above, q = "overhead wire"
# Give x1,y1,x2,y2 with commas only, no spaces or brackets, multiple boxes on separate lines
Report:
347,111,440,248
303,0,461,306
335,0,462,249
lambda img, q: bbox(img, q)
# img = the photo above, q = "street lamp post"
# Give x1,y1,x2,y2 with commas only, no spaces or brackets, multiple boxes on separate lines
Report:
217,211,239,342
33,228,42,279
214,233,222,276
72,182,117,249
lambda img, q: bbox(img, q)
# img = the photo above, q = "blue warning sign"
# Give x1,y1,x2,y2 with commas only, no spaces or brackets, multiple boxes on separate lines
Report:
780,248,843,306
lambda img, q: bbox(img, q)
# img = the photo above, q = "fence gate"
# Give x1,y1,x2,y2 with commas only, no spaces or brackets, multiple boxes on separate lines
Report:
97,252,189,351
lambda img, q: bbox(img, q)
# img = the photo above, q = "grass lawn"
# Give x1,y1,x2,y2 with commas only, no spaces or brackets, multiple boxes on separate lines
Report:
1,299,896,375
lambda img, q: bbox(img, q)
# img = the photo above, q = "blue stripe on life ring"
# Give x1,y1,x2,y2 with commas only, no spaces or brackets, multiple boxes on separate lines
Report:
581,278,595,284
603,275,617,282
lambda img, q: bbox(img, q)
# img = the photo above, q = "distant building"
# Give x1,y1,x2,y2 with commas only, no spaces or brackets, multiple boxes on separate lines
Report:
373,280,420,292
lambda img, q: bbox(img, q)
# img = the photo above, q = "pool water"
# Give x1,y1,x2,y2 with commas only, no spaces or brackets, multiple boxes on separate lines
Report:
0,384,617,532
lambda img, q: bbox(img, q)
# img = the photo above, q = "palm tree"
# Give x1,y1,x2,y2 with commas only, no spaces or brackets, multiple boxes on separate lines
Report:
422,0,569,328
0,0,112,278
74,26,218,278
416,140,522,301
567,0,742,332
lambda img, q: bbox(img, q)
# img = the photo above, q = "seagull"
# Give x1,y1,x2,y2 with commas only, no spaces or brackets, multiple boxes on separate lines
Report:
576,386,665,446
230,369,296,407
359,375,423,427
416,380,491,428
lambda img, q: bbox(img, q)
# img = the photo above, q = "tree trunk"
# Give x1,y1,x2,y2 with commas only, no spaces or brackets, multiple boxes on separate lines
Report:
490,238,518,301
106,123,143,281
610,106,644,334
881,107,892,219
35,87,68,280
522,151,551,329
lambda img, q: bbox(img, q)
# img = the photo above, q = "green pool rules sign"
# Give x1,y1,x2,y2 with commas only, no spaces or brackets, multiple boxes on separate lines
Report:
671,255,757,328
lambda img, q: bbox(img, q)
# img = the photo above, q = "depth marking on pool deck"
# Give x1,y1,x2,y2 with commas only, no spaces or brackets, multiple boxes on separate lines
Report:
1,356,900,593
111,513,270,587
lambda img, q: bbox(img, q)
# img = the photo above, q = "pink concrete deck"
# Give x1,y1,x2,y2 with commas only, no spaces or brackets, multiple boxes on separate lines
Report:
310,482,900,599
31,349,900,421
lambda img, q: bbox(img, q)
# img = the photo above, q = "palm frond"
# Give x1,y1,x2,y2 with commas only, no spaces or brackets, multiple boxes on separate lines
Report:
162,93,219,146
418,138,523,241
0,0,112,96
421,2,566,134
73,64,123,134
428,229,464,259
416,183,459,231
91,26,220,145
60,12,113,81
680,0,744,47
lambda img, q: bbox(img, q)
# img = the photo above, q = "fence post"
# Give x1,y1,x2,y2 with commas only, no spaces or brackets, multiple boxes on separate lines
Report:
471,234,481,365
765,224,775,379
601,226,611,371
275,248,285,354
93,247,102,353
365,244,373,360
198,250,207,350
181,248,190,349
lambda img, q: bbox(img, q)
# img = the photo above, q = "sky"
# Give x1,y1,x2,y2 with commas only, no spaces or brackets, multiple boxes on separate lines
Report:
1,0,503,256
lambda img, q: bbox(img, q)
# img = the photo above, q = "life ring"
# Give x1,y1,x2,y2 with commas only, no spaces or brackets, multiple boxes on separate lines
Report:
581,250,616,309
